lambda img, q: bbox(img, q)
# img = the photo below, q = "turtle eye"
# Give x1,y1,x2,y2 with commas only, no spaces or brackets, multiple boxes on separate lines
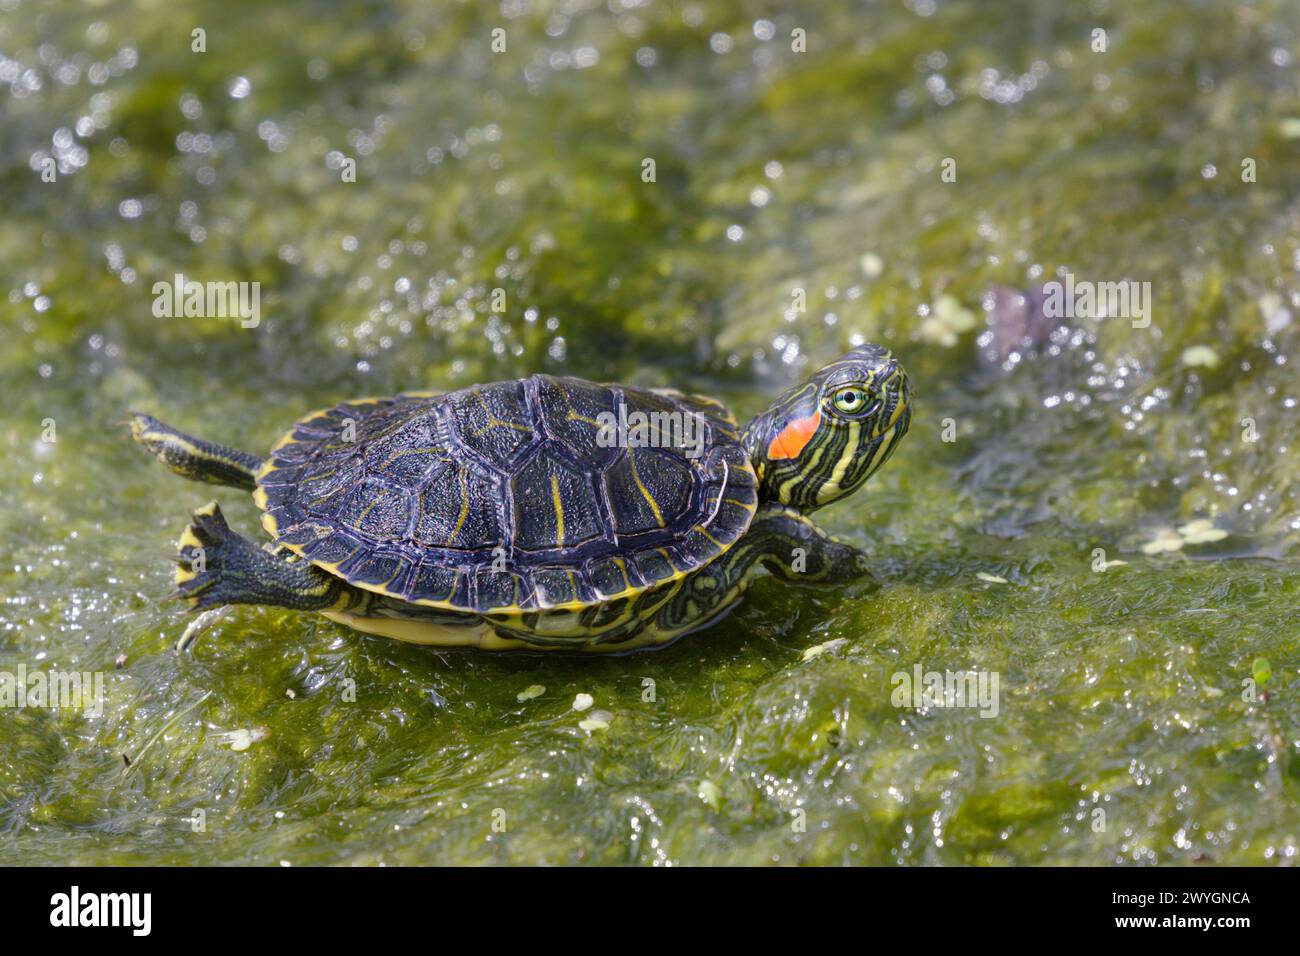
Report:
831,386,876,416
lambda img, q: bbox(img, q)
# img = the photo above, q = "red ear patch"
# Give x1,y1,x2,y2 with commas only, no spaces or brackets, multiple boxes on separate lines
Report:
767,411,821,460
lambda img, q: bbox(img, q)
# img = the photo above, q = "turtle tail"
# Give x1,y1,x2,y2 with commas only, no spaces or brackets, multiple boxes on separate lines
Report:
130,412,264,490
173,502,343,612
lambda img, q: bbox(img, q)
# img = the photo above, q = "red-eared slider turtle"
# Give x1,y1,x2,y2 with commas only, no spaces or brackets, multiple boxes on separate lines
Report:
130,345,912,652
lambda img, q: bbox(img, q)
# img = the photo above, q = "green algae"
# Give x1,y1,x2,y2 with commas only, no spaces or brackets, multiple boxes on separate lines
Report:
1,0,1298,865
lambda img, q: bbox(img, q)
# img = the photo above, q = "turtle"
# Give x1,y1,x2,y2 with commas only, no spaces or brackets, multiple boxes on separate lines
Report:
130,343,912,653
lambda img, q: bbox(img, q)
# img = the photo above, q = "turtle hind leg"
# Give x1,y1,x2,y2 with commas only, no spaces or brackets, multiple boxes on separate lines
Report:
130,412,264,490
173,502,343,612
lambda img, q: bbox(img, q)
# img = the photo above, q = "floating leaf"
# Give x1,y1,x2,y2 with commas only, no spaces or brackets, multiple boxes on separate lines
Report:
579,710,612,732
217,727,269,752
516,684,545,703
698,780,722,811
919,295,978,348
572,693,594,712
1142,529,1184,555
860,252,884,278
1180,345,1220,368
1258,292,1292,334
935,294,978,333
801,638,847,662
1178,519,1227,545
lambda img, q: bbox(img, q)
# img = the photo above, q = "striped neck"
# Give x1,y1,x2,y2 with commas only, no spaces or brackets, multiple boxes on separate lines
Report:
742,345,913,512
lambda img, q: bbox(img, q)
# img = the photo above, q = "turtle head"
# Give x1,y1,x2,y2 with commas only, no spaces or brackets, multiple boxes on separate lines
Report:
742,344,912,512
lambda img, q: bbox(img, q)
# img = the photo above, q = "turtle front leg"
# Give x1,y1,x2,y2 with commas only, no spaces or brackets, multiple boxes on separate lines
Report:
130,412,264,490
750,505,873,585
173,503,344,612
648,505,871,640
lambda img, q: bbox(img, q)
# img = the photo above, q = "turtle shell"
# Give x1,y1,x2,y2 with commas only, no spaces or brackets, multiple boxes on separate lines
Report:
252,375,759,612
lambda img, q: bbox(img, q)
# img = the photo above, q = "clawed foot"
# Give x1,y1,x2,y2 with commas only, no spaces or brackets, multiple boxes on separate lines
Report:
176,606,233,653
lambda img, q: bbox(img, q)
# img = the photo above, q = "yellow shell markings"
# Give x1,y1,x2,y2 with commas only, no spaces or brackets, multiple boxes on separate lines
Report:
317,526,760,651
269,405,337,450
323,607,684,652
254,396,384,536
448,469,470,545
492,576,685,640
350,490,391,531
469,420,533,438
555,381,608,428
251,392,758,614
612,557,632,592
320,611,497,648
641,548,685,594
470,388,532,436
385,445,449,461
627,448,666,527
692,525,725,548
550,474,566,547
564,410,605,428
530,606,589,637
647,387,739,425
298,466,343,488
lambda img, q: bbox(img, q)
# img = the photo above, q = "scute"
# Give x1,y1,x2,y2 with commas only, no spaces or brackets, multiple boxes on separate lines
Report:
510,447,606,553
604,446,694,537
336,477,412,540
534,375,622,467
362,426,446,489
254,375,759,613
444,380,536,471
413,463,503,551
